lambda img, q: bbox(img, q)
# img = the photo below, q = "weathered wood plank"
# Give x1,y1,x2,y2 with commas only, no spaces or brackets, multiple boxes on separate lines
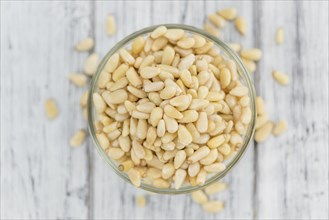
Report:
1,1,93,219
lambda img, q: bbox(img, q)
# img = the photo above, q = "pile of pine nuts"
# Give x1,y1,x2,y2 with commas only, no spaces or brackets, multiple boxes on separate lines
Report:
92,25,252,189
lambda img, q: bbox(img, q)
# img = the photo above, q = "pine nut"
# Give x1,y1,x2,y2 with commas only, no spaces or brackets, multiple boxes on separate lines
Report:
255,114,268,129
227,43,241,52
112,64,129,81
105,53,120,73
229,86,248,96
163,114,179,133
164,29,185,41
254,121,273,143
202,201,224,213
196,112,208,133
174,150,186,169
146,168,162,179
108,148,125,160
70,130,86,147
276,27,284,44
235,16,247,35
204,163,226,173
196,168,206,185
151,26,167,39
177,38,195,49
208,13,226,28
152,37,168,52
109,77,128,92
45,98,58,119
127,86,146,98
205,182,227,195
174,169,187,189
273,70,289,85
188,146,210,163
118,160,134,172
118,136,131,152
242,58,256,73
106,15,116,36
204,23,220,37
157,119,166,137
83,53,99,76
192,190,208,204
75,37,94,52
169,95,191,107
132,36,145,54
153,178,170,188
140,67,161,79
178,54,195,70
217,8,237,20
162,163,175,179
256,96,266,115
69,73,87,87
178,110,198,123
160,86,176,99
273,120,288,136
128,168,141,187
240,48,262,61
200,149,218,165
207,134,225,148
177,125,193,146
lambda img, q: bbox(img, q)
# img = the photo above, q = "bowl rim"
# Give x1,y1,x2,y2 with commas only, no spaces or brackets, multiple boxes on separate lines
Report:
87,24,256,194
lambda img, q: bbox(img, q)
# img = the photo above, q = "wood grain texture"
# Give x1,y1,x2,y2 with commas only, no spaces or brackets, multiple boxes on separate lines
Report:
1,1,328,219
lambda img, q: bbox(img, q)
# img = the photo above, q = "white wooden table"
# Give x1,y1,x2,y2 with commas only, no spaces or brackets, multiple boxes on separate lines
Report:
1,1,328,219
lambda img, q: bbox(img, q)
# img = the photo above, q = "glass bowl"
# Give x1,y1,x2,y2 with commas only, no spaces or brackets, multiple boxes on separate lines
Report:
87,24,256,194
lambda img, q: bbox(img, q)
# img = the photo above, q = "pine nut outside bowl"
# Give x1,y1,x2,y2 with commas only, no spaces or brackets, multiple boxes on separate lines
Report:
87,24,256,194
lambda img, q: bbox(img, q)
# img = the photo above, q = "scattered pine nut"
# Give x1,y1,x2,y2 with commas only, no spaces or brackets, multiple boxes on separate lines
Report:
203,23,220,37
106,15,116,36
207,13,226,28
75,37,94,52
69,73,87,87
217,8,237,20
240,48,262,61
205,182,227,195
83,53,100,76
235,16,247,35
227,43,241,53
70,130,86,147
136,195,146,208
276,27,284,44
191,190,208,204
202,201,224,213
80,91,89,107
273,120,288,136
254,121,273,143
272,71,289,85
45,98,58,119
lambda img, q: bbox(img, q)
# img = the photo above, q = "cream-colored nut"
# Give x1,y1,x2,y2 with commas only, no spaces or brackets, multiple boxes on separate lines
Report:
93,93,106,113
128,168,141,187
273,119,288,136
169,95,191,107
192,190,208,204
204,163,226,173
132,36,145,54
188,146,210,163
217,8,237,20
164,105,183,119
83,53,99,75
108,148,125,160
196,112,208,133
229,86,248,97
205,182,227,195
255,114,268,130
106,15,116,36
208,13,226,28
177,125,193,146
118,136,131,152
254,121,273,143
45,98,58,119
204,23,220,37
70,130,86,147
112,64,129,81
240,48,262,61
163,114,179,133
127,86,147,98
207,134,225,148
276,27,284,44
153,178,170,188
235,16,247,35
227,43,241,52
140,67,161,79
200,149,218,165
119,49,135,65
196,168,206,185
151,26,167,39
164,29,185,41
162,163,175,179
256,96,266,115
273,71,289,85
202,201,224,213
109,77,128,92
177,38,195,49
157,119,166,137
188,162,200,177
104,53,120,73
242,58,256,73
126,67,142,88
69,73,87,87
152,37,168,52
144,81,165,92
102,89,128,105
174,150,186,169
75,37,94,51
174,169,187,189
178,54,195,70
